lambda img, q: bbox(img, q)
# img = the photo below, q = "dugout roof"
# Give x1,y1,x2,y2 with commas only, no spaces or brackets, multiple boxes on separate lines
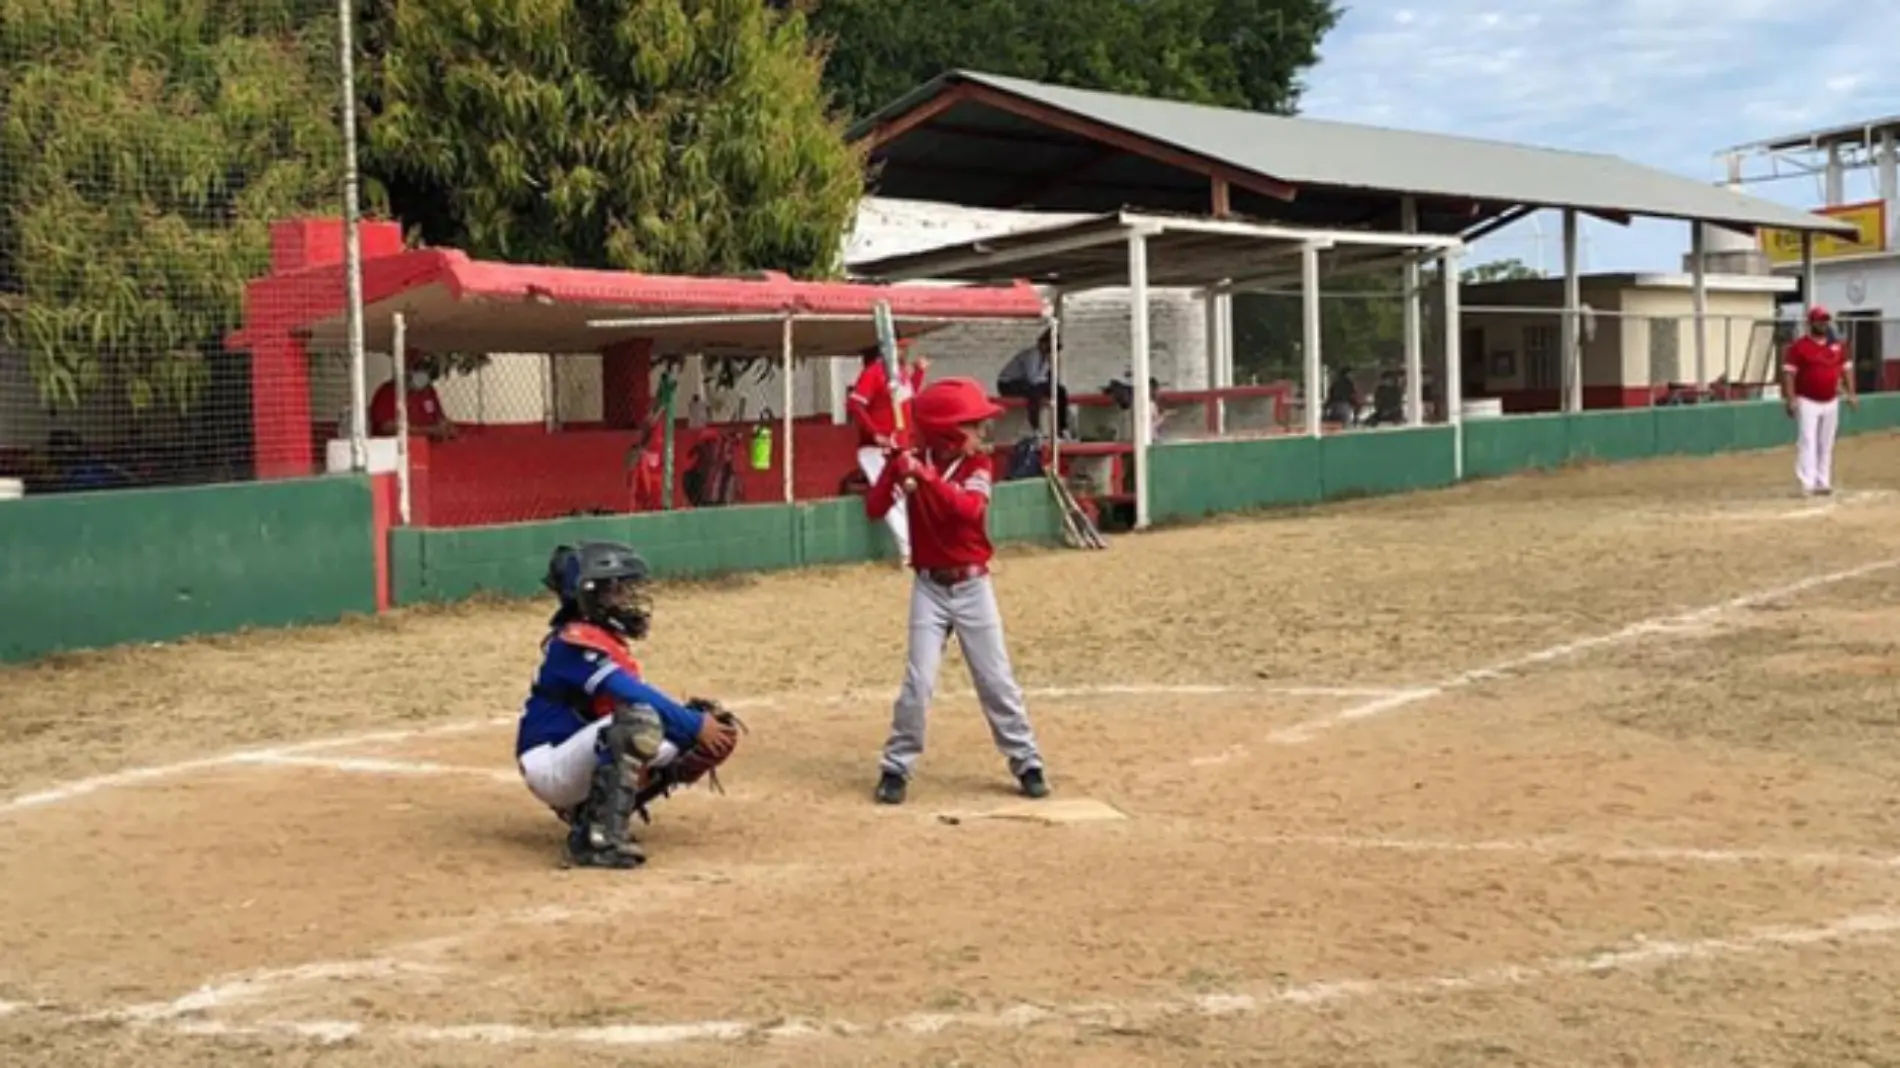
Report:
850,70,1859,241
230,243,1045,360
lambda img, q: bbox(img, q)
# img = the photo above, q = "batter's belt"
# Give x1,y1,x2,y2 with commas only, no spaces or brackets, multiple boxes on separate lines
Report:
920,564,989,587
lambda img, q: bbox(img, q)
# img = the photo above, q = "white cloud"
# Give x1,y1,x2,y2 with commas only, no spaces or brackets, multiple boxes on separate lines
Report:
1298,0,1900,270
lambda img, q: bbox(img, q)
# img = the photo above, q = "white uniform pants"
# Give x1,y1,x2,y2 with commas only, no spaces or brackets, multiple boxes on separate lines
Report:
858,446,911,562
518,720,679,811
1793,396,1841,493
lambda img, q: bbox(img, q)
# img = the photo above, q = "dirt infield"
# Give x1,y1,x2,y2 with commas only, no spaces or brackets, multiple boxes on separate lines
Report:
3,435,1899,1067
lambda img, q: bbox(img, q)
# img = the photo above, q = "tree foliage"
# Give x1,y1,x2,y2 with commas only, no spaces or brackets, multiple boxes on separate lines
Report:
804,0,1341,119
0,0,349,412
361,0,864,278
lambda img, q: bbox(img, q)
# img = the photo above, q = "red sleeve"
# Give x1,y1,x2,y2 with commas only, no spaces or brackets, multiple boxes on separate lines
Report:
369,383,397,433
864,449,903,519
914,453,990,524
1782,338,1809,374
847,364,884,436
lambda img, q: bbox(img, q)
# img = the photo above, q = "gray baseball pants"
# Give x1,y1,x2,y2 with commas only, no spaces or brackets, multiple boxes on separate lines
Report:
880,572,1043,780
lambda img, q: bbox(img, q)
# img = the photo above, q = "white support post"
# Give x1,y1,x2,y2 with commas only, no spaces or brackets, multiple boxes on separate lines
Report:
1302,242,1322,438
1225,292,1237,417
1401,196,1424,425
780,315,795,504
1203,287,1224,432
1561,209,1582,412
1442,247,1464,479
1802,233,1817,318
1047,302,1063,475
338,0,368,473
1129,233,1154,530
391,313,411,524
1825,143,1845,206
1690,223,1708,394
1882,130,1899,248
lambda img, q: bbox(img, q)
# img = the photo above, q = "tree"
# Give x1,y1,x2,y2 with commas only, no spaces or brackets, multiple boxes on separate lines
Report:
0,0,349,412
360,0,864,279
805,0,1341,119
1459,257,1543,284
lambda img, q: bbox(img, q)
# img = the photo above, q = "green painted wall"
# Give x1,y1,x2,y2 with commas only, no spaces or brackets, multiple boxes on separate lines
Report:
1149,427,1454,521
17,397,1900,661
1454,397,1900,483
392,478,1066,605
0,476,377,662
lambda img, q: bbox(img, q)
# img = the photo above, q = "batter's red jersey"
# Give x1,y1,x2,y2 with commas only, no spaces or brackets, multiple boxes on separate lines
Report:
1784,335,1851,402
369,381,444,433
867,449,995,569
847,362,925,447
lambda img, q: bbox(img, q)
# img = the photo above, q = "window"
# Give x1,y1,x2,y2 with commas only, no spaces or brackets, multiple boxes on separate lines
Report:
1523,324,1558,389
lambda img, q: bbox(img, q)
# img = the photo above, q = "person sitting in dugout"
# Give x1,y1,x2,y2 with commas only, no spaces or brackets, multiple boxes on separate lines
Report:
513,541,743,869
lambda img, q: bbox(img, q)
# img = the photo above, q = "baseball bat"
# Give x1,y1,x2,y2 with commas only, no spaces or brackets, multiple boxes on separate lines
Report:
872,300,918,491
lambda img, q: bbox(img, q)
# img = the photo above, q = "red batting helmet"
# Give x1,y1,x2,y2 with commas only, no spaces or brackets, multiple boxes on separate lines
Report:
1808,305,1832,322
912,377,1003,440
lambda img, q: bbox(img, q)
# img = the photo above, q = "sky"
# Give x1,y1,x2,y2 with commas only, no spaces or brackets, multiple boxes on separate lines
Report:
1297,0,1900,273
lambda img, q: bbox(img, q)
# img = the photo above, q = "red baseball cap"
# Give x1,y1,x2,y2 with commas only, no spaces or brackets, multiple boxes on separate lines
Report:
1807,305,1832,321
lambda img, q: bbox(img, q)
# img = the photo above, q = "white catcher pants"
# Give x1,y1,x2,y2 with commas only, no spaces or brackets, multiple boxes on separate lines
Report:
518,720,680,811
1793,396,1841,493
858,446,911,562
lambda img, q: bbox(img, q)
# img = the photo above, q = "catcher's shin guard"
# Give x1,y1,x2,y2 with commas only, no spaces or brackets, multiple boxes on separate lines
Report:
603,703,665,763
568,719,654,869
569,760,644,869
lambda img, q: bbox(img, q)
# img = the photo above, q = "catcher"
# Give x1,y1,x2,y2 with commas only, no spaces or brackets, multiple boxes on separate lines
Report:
514,541,743,869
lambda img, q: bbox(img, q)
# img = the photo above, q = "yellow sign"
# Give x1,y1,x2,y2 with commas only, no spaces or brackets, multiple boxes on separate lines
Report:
1758,200,1887,264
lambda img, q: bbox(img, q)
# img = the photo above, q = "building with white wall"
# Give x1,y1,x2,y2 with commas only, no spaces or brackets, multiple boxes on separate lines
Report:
1462,272,1794,410
1719,117,1900,391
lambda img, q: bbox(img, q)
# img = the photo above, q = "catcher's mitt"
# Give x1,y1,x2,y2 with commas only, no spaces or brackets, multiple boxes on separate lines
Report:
669,697,746,792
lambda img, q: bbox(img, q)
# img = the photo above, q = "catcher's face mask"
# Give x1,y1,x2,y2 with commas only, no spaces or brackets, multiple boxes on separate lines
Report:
588,577,653,639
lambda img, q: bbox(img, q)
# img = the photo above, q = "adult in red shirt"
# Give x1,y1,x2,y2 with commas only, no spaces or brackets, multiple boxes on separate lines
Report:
847,339,927,565
864,377,1049,806
370,356,456,441
1781,305,1858,495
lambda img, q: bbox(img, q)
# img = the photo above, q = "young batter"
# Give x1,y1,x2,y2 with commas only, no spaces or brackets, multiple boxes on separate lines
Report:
515,541,742,869
865,377,1049,804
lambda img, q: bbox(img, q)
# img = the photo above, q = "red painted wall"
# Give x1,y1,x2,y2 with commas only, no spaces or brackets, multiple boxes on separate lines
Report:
403,417,866,527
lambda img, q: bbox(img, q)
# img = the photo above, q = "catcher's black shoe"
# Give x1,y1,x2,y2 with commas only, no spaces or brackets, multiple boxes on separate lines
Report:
565,818,645,869
1018,768,1050,799
874,771,907,805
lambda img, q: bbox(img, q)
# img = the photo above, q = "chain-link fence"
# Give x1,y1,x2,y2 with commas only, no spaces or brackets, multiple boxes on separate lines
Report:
0,0,350,496
372,313,1050,527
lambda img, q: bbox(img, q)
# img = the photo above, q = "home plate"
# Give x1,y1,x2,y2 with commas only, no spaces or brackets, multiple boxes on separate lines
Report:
934,797,1128,826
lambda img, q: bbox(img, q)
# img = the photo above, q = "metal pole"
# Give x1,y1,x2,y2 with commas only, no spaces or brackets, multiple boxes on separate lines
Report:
1401,196,1424,425
781,315,795,504
1047,300,1063,475
1129,234,1153,530
1561,208,1581,412
337,0,369,473
1690,223,1708,396
1302,242,1322,438
1442,248,1465,479
391,313,411,524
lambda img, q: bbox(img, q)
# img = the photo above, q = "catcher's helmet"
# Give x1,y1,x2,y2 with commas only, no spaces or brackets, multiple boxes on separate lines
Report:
912,377,1003,446
545,541,654,639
